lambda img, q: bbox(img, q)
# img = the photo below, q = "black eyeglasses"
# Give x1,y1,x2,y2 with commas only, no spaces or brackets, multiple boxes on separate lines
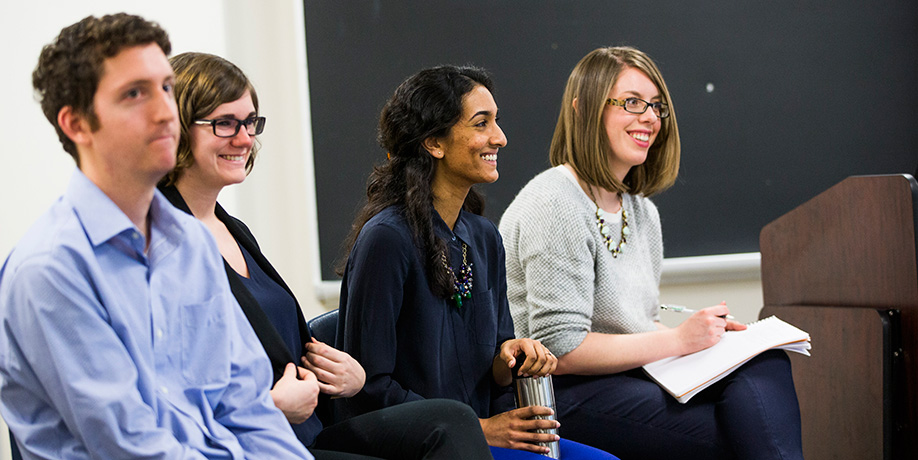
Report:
606,98,670,119
194,117,266,138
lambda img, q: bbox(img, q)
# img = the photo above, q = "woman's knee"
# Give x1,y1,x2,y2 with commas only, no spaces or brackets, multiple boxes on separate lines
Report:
734,350,793,386
412,399,480,429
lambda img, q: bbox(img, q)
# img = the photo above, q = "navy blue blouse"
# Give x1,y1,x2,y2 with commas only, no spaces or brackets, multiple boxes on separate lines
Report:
337,206,515,419
238,244,302,362
236,244,323,445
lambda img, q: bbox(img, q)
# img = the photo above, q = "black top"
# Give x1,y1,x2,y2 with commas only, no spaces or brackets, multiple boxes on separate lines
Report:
159,185,323,446
337,206,515,419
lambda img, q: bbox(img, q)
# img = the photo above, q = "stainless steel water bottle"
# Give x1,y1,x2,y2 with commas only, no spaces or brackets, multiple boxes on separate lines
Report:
512,358,560,458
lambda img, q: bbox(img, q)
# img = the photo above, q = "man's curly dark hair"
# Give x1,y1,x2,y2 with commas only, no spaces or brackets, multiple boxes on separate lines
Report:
32,13,171,165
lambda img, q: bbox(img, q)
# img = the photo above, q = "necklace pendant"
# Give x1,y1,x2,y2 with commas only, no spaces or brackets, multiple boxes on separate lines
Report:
443,243,473,310
452,293,463,309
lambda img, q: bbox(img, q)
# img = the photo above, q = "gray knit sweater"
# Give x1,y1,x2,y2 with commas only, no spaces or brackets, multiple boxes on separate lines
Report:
499,166,662,357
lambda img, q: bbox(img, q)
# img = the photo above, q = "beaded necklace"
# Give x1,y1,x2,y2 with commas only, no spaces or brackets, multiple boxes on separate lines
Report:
441,243,473,308
594,194,630,258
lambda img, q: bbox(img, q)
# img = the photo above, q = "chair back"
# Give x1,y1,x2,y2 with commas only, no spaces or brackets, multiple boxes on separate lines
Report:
308,309,338,344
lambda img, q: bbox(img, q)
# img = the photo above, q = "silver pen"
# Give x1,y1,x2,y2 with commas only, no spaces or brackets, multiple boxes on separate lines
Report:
659,304,734,320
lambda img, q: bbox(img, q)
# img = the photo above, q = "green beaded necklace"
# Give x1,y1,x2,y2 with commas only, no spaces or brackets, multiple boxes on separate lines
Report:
440,243,473,308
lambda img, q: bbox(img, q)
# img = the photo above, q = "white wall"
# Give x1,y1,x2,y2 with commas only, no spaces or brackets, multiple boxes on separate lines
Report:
2,1,228,260
319,255,765,326
0,2,763,458
219,0,325,322
0,1,322,458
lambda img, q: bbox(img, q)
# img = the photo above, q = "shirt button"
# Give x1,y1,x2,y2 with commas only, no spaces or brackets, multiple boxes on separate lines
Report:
451,236,457,241
160,386,169,395
156,328,164,339
132,232,141,240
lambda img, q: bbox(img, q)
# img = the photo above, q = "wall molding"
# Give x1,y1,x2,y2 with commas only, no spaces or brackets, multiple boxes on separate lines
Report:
316,252,763,302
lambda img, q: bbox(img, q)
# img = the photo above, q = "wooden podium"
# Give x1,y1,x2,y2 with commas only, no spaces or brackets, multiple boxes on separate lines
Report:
760,174,918,460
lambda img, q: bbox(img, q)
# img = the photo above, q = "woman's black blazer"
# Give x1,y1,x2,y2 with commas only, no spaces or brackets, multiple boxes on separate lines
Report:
160,185,310,384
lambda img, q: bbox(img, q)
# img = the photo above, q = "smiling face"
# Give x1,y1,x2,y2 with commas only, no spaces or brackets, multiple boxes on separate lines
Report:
431,84,507,193
603,67,663,181
182,91,257,192
79,43,179,187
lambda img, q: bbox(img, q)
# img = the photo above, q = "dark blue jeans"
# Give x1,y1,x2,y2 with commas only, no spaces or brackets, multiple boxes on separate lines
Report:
552,350,803,460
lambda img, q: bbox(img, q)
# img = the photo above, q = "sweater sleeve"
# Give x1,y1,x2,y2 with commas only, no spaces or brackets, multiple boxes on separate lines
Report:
493,224,516,349
502,184,597,357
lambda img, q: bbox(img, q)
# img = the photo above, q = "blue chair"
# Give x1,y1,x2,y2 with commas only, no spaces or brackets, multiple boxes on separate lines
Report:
307,309,342,424
307,309,338,345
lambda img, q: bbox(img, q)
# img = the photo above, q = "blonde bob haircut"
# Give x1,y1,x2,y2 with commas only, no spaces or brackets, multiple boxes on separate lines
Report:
549,46,680,197
160,52,260,187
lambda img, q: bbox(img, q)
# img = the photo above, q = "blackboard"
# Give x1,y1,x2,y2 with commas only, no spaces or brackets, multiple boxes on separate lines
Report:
304,1,918,281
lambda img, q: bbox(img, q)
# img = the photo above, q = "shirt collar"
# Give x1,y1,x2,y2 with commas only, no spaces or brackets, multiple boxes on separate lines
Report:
148,188,186,252
67,169,138,248
66,169,185,251
432,206,472,245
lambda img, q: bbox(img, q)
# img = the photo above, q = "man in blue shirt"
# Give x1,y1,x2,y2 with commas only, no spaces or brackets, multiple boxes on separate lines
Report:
0,14,313,459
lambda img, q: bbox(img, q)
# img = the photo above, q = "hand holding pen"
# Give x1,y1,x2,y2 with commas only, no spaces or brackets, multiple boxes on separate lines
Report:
660,304,735,320
663,302,747,353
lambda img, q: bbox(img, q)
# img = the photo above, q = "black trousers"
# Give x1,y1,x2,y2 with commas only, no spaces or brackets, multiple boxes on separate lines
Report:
312,399,493,460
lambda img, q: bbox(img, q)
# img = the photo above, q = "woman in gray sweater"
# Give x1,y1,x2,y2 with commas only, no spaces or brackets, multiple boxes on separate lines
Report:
499,46,803,460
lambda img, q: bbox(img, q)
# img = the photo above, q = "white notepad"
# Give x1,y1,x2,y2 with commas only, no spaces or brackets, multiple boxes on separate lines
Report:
642,315,811,403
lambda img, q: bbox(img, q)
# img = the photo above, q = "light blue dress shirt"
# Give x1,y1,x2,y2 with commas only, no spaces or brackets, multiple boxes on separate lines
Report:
0,170,312,459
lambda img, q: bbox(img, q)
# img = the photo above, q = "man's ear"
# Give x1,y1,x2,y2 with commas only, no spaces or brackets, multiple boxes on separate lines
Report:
422,136,444,159
57,106,93,147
